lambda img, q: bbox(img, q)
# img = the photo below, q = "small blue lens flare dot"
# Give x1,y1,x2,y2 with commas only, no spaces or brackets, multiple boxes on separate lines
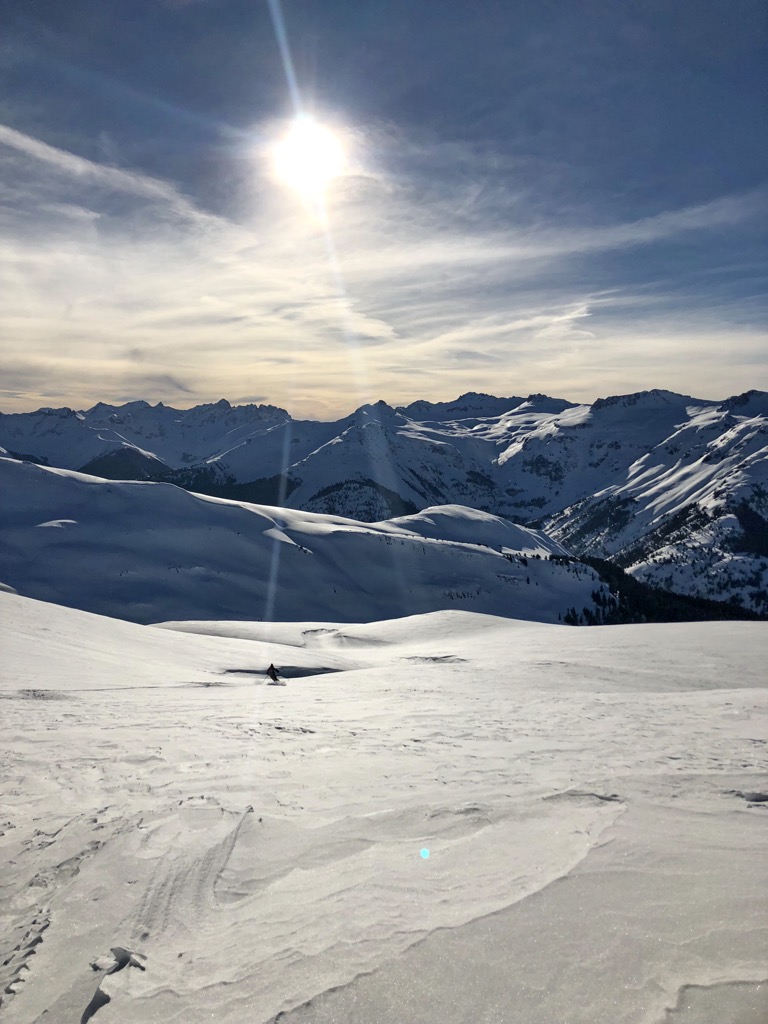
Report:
420,848,430,859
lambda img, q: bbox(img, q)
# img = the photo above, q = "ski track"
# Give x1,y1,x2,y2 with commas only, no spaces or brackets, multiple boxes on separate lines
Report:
1,648,766,1022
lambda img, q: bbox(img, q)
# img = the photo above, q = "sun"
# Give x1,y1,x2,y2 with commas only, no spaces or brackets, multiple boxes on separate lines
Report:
273,116,346,198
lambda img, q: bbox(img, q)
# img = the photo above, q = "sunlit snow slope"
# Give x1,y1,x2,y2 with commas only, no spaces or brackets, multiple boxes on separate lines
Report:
0,458,603,625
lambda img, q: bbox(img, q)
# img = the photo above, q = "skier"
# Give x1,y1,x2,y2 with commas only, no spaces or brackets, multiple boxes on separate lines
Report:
266,663,279,684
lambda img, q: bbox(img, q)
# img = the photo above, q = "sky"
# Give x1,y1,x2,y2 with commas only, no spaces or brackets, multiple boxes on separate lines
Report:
0,0,766,418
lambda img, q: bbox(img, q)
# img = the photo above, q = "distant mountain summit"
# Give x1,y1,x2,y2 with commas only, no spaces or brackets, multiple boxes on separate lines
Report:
397,392,533,420
2,389,767,612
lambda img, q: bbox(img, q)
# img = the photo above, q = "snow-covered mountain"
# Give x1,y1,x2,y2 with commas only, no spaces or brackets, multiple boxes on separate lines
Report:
2,389,767,612
0,458,609,625
544,391,768,613
0,399,292,477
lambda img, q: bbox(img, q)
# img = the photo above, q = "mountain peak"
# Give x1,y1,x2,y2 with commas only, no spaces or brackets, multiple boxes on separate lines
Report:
85,400,154,418
191,399,232,413
591,389,690,412
355,400,402,423
719,390,768,414
35,407,79,419
397,393,527,420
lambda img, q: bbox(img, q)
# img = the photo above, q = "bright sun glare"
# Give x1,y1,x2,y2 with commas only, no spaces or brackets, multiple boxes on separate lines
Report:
273,117,346,198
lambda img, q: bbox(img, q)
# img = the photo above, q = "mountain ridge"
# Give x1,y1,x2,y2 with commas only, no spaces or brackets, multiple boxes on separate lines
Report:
2,389,767,612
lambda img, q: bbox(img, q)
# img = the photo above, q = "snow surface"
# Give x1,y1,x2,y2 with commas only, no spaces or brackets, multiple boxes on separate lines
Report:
1,591,766,1023
0,458,603,625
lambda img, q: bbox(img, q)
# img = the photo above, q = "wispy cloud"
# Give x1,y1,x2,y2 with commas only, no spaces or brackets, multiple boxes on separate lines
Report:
0,124,210,222
0,122,765,415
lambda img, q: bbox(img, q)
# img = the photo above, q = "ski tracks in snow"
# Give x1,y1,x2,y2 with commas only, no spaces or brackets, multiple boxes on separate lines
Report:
131,798,252,944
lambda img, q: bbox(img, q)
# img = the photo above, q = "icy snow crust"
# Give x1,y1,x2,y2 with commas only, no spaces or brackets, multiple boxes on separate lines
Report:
1,592,766,1023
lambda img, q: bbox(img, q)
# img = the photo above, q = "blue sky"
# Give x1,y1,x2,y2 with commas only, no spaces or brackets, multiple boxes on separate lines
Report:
1,0,765,416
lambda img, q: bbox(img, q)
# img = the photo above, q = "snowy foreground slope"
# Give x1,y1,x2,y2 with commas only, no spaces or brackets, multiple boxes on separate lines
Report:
1,592,766,1024
0,458,604,626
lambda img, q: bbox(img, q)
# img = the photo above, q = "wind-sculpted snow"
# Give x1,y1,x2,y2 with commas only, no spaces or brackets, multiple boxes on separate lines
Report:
1,592,766,1023
2,389,767,609
0,458,606,625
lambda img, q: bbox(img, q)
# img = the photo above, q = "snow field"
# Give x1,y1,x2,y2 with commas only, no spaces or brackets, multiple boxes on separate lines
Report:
1,593,766,1022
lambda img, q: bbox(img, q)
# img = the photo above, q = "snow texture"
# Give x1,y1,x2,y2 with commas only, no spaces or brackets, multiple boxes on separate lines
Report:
0,591,766,1023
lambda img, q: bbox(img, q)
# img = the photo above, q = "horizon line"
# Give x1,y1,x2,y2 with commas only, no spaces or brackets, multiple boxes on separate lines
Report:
2,385,766,421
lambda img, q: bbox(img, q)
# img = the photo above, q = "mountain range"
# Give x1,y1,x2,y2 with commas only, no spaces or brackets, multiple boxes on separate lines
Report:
2,388,767,614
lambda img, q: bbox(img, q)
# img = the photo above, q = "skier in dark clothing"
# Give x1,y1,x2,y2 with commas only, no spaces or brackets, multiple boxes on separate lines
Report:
266,664,279,683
